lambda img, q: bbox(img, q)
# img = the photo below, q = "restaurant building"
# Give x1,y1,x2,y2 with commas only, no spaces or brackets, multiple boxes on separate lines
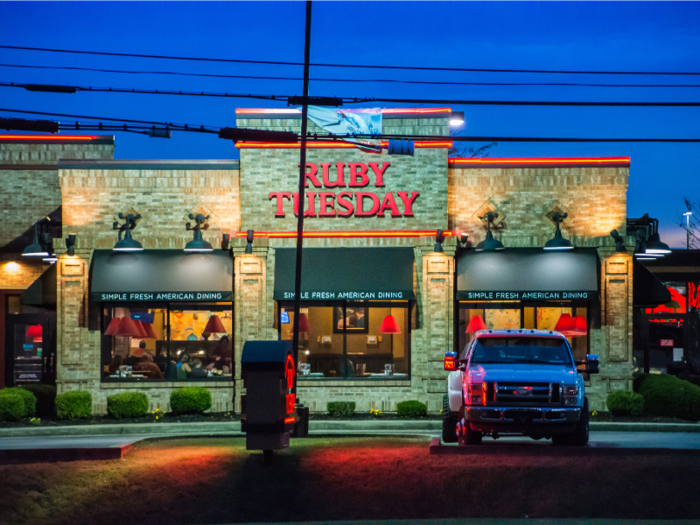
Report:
0,108,645,413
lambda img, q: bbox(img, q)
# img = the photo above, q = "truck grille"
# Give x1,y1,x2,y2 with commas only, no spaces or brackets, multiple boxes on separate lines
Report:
495,382,554,405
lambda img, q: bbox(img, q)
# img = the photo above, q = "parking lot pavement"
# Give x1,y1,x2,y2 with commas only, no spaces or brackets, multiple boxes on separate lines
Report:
0,434,151,450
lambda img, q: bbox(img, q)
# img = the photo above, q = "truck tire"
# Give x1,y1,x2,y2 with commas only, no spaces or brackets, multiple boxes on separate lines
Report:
552,397,589,446
442,395,458,443
457,407,482,446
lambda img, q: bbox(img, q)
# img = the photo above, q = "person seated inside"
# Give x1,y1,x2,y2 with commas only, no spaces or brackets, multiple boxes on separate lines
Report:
177,353,191,380
188,358,208,378
108,354,123,375
134,354,163,379
208,335,232,372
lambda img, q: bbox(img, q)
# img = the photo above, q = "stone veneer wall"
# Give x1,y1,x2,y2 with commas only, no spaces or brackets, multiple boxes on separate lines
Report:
55,164,240,413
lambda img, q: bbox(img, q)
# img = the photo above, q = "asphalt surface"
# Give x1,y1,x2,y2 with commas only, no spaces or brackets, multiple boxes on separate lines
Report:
0,430,699,451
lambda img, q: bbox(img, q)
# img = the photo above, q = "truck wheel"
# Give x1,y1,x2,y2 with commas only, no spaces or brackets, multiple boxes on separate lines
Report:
457,408,482,446
552,397,589,446
442,395,458,443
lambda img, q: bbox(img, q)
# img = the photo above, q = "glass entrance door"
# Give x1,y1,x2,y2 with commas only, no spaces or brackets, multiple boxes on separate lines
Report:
4,313,55,386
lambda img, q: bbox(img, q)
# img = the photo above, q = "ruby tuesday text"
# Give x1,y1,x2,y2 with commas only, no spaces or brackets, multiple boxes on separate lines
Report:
269,162,419,218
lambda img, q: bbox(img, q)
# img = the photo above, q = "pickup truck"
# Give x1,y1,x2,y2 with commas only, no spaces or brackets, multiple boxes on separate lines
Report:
443,329,599,446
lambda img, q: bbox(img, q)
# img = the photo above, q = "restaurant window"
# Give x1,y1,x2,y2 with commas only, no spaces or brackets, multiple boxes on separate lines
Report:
101,303,232,382
458,302,589,362
278,301,410,380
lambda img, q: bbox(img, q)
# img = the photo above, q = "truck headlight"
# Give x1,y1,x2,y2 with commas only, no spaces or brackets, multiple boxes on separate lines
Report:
563,386,579,396
564,397,578,406
467,382,486,406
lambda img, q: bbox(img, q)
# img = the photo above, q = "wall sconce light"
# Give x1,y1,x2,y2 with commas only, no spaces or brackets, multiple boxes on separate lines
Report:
245,229,254,254
475,212,505,252
610,230,625,253
544,212,573,250
434,229,445,253
22,224,50,257
113,213,144,252
184,213,213,252
65,233,76,256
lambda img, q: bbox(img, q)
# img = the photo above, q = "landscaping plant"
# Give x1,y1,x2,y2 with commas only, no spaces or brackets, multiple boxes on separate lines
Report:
635,373,700,421
55,391,92,420
170,387,212,415
397,400,427,418
0,394,25,422
0,387,36,418
606,390,644,416
21,384,56,417
107,392,149,419
369,408,383,418
327,401,356,418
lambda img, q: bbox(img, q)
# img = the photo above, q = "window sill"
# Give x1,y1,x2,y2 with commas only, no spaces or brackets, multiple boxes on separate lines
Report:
297,376,411,387
101,377,234,388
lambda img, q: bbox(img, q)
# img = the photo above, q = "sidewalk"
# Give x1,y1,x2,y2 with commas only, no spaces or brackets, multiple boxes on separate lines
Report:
0,419,698,439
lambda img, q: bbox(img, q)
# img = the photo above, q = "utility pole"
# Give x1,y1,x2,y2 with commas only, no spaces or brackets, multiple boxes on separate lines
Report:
683,211,692,249
291,0,312,395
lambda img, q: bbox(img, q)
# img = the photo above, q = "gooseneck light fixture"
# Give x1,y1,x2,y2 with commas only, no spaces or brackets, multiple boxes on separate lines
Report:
544,212,573,250
627,214,671,259
22,224,50,257
475,212,505,252
184,213,213,252
113,213,144,252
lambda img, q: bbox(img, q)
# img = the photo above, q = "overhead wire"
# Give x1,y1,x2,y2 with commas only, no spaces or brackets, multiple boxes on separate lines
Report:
2,62,700,88
1,44,699,76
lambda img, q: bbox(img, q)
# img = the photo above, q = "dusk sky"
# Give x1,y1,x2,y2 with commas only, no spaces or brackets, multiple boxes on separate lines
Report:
1,1,698,247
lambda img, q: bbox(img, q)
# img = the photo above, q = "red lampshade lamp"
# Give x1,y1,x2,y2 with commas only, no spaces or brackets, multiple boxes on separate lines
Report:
104,317,121,336
143,322,158,339
114,316,142,338
202,314,227,339
554,313,575,335
379,315,401,334
133,319,148,339
298,313,311,333
569,315,588,337
26,324,43,342
466,314,487,333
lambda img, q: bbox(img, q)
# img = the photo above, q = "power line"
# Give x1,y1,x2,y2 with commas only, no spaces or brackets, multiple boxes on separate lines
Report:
3,82,700,107
1,44,699,76
2,62,700,89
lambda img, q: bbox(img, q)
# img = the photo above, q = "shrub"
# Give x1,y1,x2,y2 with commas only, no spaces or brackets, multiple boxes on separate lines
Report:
21,384,56,417
56,391,92,420
170,387,212,415
107,392,149,419
638,374,700,421
327,401,356,418
397,400,427,418
0,394,24,422
606,390,644,417
0,387,36,417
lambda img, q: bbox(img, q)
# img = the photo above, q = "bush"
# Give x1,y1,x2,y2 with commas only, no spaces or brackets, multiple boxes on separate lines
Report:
170,387,212,415
606,390,644,416
0,394,25,422
107,392,149,419
327,401,356,418
638,374,700,421
21,385,56,417
55,391,92,420
397,400,427,418
0,387,36,417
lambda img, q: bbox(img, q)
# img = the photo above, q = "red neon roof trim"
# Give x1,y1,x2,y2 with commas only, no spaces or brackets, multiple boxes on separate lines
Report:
233,230,455,239
0,134,97,140
235,141,452,149
235,107,452,115
449,157,630,165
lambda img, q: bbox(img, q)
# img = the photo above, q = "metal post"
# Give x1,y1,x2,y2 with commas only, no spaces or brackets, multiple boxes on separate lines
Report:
291,0,312,395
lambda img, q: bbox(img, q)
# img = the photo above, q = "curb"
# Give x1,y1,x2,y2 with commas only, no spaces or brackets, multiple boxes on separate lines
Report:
0,419,698,439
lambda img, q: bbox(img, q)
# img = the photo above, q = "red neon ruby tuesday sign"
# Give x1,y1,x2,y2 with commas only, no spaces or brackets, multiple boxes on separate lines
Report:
269,162,419,218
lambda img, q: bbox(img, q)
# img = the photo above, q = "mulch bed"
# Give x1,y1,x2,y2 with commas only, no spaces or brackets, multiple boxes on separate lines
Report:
0,411,241,428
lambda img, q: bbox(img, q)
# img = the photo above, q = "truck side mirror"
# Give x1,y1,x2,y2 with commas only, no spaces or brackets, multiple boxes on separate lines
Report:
585,354,599,374
444,351,457,371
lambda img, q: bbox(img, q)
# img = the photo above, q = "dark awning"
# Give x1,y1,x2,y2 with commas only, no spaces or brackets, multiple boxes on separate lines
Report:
90,250,232,302
21,264,57,307
457,247,599,301
633,258,672,307
274,247,415,301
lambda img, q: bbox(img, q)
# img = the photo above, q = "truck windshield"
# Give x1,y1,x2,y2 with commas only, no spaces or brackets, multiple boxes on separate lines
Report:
471,337,572,366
